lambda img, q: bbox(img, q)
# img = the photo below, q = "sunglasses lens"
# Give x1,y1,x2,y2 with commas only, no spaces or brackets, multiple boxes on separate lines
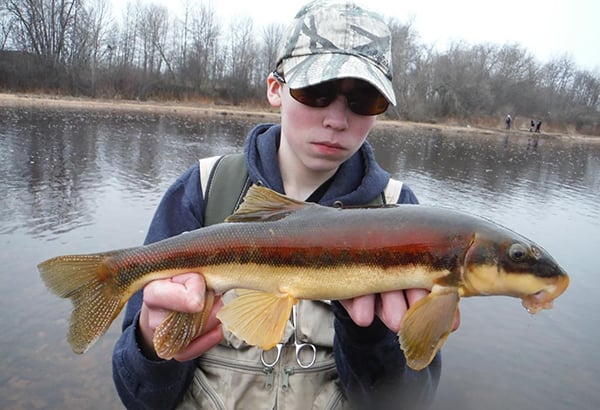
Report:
290,82,337,108
289,80,389,115
348,91,389,115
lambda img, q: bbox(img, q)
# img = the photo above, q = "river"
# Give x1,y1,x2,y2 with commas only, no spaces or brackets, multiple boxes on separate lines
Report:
1,107,598,409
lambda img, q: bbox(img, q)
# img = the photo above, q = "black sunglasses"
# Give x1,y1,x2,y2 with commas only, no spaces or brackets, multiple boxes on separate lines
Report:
272,71,389,116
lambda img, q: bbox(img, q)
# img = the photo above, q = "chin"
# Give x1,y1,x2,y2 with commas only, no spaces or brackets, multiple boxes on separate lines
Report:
305,156,346,173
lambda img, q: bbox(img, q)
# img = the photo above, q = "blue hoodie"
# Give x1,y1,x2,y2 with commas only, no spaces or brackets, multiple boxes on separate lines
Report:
112,124,440,409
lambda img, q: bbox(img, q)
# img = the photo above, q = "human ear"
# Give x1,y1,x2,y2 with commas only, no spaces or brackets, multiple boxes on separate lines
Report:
266,74,283,108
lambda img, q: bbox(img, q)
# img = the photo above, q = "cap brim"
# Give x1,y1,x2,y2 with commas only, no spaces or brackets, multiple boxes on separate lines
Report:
282,53,396,106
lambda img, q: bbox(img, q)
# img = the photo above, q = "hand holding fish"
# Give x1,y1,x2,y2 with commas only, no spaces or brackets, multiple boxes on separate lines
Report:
139,273,223,361
139,275,456,362
340,289,460,332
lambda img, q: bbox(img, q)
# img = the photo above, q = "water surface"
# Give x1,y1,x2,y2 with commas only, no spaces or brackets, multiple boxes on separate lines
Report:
1,107,598,409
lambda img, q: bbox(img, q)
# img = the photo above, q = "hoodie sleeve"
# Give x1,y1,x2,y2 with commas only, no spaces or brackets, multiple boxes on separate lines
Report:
397,183,419,205
112,164,204,410
332,183,442,409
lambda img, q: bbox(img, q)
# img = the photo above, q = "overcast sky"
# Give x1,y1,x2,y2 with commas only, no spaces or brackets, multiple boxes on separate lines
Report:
114,0,600,72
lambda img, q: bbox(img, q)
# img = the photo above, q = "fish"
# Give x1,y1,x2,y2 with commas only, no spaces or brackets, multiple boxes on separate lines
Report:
38,185,569,371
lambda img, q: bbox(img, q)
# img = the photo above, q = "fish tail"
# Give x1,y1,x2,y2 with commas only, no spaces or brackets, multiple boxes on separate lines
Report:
38,252,125,354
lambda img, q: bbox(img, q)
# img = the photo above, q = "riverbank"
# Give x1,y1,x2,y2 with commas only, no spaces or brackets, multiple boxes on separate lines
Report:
1,92,596,142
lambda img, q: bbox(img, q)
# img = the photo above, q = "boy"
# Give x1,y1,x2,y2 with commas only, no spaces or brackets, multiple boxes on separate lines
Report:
113,1,458,408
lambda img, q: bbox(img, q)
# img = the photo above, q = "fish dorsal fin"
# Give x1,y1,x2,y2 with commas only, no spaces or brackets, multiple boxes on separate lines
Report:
225,185,310,222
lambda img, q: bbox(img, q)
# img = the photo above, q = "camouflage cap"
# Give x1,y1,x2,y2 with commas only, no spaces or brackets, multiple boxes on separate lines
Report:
277,0,396,105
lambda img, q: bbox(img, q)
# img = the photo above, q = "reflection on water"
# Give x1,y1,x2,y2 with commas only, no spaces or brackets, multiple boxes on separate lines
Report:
1,109,250,242
1,107,598,409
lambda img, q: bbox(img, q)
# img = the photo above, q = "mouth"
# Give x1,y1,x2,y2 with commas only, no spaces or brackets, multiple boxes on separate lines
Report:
312,141,345,154
521,290,555,314
521,274,569,314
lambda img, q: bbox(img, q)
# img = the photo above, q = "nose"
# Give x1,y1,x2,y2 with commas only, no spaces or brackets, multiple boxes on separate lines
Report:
322,95,349,130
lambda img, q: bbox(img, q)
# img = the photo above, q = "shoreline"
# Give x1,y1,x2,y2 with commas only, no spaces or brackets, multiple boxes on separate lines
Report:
1,92,597,142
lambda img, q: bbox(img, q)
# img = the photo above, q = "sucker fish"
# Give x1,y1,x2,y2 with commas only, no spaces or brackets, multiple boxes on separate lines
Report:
38,185,569,370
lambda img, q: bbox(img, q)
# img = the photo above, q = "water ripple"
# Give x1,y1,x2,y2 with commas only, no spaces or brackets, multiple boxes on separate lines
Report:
1,107,599,410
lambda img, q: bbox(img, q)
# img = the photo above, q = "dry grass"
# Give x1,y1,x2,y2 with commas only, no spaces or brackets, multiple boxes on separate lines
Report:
1,92,597,142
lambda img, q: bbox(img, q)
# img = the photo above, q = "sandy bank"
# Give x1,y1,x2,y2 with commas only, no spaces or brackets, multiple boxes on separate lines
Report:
1,92,596,142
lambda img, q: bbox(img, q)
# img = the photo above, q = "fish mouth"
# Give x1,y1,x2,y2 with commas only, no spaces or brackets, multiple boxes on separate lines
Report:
521,274,570,314
522,290,555,314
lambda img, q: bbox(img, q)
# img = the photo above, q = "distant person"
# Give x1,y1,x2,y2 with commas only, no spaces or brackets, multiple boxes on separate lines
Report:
535,120,542,133
112,1,459,409
530,120,535,132
506,114,512,130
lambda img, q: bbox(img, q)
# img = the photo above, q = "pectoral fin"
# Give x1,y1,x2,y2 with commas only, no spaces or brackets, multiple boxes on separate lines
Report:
398,286,460,371
217,290,296,350
154,290,215,359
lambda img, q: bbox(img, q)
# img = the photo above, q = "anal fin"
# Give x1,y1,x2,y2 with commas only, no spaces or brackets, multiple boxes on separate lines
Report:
399,286,460,371
154,290,215,359
217,289,296,350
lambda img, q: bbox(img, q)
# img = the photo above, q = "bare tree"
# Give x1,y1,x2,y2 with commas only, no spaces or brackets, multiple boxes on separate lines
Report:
429,42,494,118
388,17,425,120
182,0,220,92
571,70,600,109
117,0,140,68
261,22,284,72
539,55,576,94
224,14,257,104
6,0,83,64
138,2,170,76
0,3,17,49
62,0,112,95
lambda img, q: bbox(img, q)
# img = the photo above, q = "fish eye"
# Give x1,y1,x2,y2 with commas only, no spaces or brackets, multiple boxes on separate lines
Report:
509,243,528,262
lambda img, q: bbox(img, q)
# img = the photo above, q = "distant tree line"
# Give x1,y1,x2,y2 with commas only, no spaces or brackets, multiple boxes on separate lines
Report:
1,0,598,134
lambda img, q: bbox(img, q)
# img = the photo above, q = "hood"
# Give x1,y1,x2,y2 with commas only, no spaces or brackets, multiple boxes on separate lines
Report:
244,124,390,206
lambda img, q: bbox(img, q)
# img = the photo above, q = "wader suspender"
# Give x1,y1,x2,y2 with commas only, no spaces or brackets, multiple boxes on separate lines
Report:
199,153,403,226
200,154,250,226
